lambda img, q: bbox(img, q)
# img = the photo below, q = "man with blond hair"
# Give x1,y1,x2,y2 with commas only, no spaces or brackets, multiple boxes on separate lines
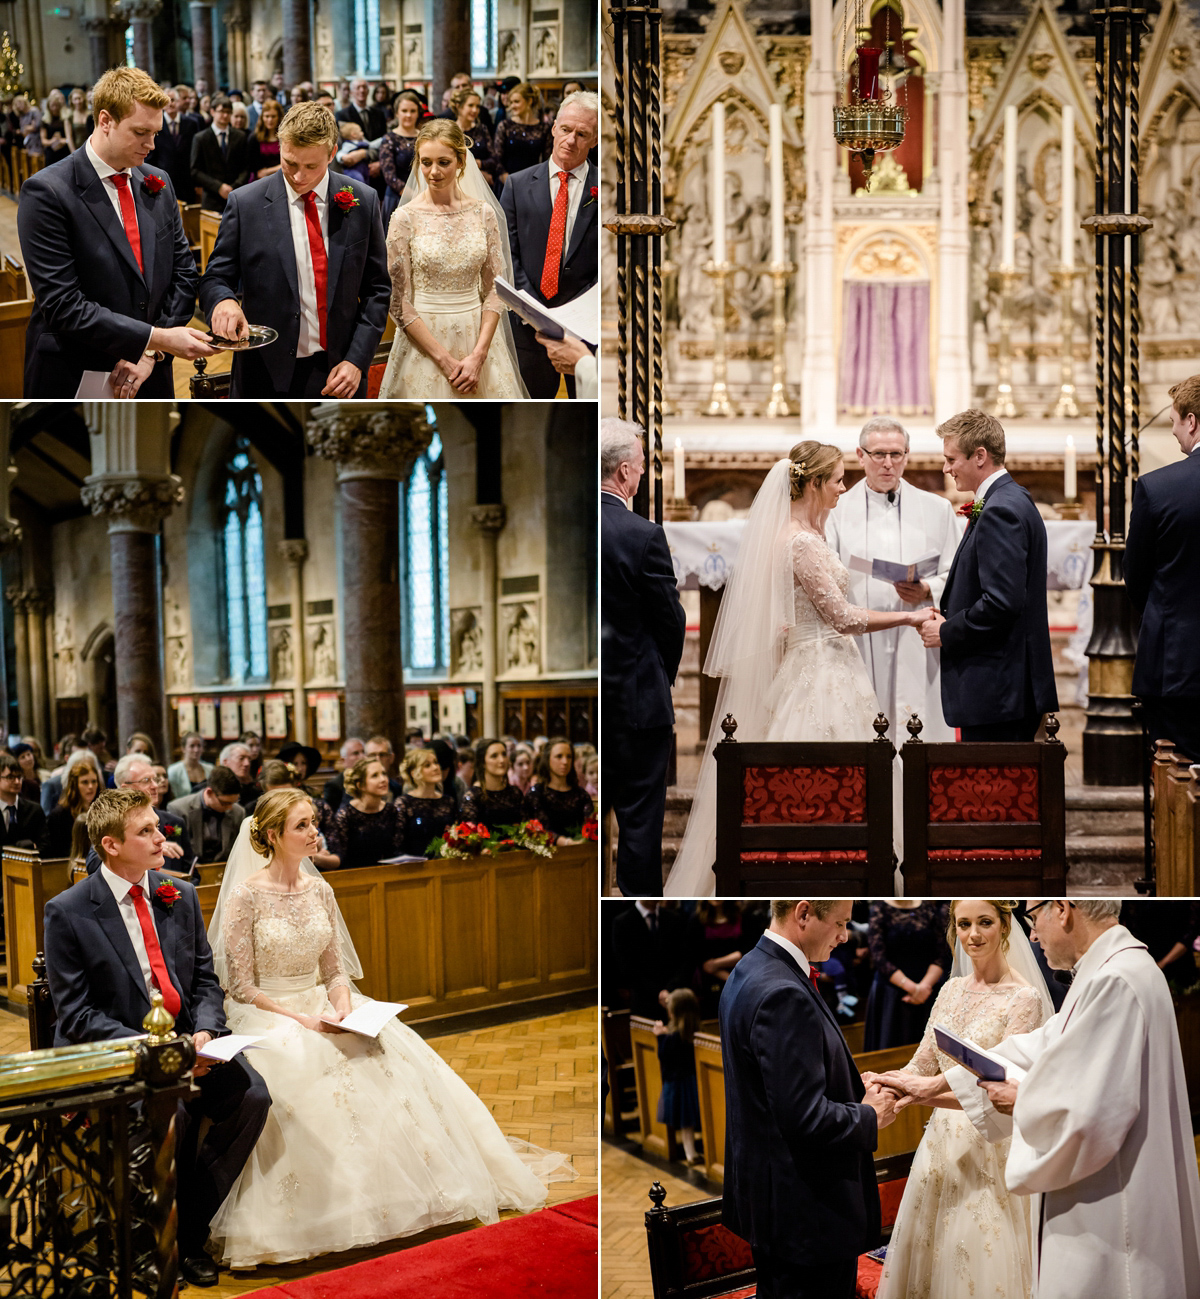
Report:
199,100,389,398
919,409,1057,740
1124,374,1200,761
18,65,215,398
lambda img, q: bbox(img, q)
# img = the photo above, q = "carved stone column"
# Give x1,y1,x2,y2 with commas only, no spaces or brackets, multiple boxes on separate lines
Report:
278,539,310,745
119,0,162,76
189,1,216,94
5,588,31,739
224,4,251,97
469,504,506,738
24,590,52,749
282,0,313,91
307,404,433,744
429,0,471,109
80,16,119,85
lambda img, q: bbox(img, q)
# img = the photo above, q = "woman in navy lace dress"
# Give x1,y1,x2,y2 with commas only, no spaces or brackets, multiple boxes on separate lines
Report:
526,738,593,843
863,900,952,1050
397,748,458,857
380,90,422,227
327,757,405,869
490,82,551,191
459,738,529,833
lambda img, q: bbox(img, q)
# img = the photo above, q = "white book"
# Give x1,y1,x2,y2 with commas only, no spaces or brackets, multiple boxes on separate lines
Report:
197,1034,266,1063
494,277,598,344
74,371,118,399
322,1000,409,1038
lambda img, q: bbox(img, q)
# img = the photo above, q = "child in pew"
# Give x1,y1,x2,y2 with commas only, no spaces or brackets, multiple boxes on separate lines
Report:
653,988,703,1165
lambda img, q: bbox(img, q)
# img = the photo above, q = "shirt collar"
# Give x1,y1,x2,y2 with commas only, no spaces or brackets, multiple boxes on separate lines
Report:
100,861,150,905
635,900,657,925
85,136,126,184
865,480,901,505
288,170,331,207
762,927,811,976
552,157,589,182
976,467,1009,502
212,121,227,138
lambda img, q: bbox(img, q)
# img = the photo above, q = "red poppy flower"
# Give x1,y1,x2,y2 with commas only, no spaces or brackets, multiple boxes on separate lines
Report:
142,174,167,195
526,819,544,835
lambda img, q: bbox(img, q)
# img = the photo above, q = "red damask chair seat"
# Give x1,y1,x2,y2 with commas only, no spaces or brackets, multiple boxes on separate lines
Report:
927,848,1042,860
740,850,869,863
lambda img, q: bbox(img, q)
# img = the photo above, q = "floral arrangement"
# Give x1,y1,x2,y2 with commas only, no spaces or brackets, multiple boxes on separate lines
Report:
957,498,985,528
142,174,166,195
160,822,181,840
581,818,598,842
496,819,556,858
332,186,360,211
155,881,182,912
430,821,494,858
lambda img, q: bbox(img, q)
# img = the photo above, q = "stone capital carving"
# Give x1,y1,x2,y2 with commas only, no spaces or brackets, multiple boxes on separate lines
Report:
306,404,433,482
0,518,22,552
117,0,163,20
278,538,310,566
22,589,52,616
80,15,120,35
5,584,27,613
80,473,185,534
469,503,507,533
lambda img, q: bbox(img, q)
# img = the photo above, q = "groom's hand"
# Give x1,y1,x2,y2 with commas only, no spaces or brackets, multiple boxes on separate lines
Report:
863,1082,897,1129
110,351,156,399
321,361,362,399
190,1031,215,1078
209,299,250,343
979,1078,1018,1115
151,325,219,360
919,610,946,647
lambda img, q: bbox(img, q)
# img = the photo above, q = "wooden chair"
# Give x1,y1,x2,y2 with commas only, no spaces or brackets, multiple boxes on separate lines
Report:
0,295,32,398
198,208,220,271
713,713,896,895
601,1007,640,1139
900,714,1067,894
27,950,56,1050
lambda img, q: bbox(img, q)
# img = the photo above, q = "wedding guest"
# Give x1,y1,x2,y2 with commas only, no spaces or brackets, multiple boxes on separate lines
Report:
219,742,260,806
452,86,495,186
459,738,529,832
321,736,365,808
191,95,249,212
81,754,195,877
18,66,215,399
490,82,550,188
276,742,322,787
610,900,693,1022
583,753,598,801
199,101,390,399
652,988,702,1165
247,96,282,180
40,90,71,163
573,743,596,790
327,756,404,869
238,730,263,779
397,747,458,857
22,737,51,782
863,900,950,1051
335,121,371,182
10,741,42,802
168,765,246,862
147,87,197,200
527,737,593,843
230,102,249,132
689,900,751,1017
427,738,466,807
151,763,172,808
336,78,386,142
509,742,535,795
168,731,212,799
0,751,47,849
19,95,41,156
245,80,270,131
40,752,98,857
372,80,394,125
456,745,475,788
66,87,90,150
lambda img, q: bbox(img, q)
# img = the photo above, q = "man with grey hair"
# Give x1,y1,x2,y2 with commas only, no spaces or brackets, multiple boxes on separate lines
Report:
84,753,194,875
601,417,685,896
880,898,1200,1299
218,741,260,807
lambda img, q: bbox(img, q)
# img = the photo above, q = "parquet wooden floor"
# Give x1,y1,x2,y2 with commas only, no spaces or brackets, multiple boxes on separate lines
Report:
0,1003,596,1297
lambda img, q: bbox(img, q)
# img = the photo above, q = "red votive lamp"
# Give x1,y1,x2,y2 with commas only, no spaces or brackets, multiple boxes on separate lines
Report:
856,46,883,101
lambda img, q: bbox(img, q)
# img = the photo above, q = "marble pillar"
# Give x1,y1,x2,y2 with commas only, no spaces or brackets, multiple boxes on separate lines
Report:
6,589,31,740
469,504,506,738
307,404,433,745
282,0,313,91
279,539,310,745
80,16,117,85
430,0,471,105
225,6,251,97
122,0,162,76
935,0,972,420
25,591,51,750
189,1,216,95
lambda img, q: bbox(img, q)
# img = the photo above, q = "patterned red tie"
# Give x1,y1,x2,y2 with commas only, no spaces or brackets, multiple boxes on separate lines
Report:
540,170,571,300
111,173,143,275
128,883,181,1016
302,190,328,349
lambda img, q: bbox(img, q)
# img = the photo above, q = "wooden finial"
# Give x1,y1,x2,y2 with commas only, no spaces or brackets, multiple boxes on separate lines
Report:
648,1181,668,1210
906,714,924,742
873,713,890,742
1044,713,1061,744
719,714,738,743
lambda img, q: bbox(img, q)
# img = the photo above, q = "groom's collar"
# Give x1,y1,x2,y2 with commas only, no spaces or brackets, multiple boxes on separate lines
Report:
975,466,1009,503
762,927,811,977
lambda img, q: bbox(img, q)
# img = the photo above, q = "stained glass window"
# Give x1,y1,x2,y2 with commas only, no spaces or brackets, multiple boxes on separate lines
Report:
401,413,449,672
222,439,268,682
354,0,382,75
472,0,497,70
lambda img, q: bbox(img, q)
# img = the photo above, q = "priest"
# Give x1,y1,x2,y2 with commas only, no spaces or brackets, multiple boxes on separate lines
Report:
825,417,963,748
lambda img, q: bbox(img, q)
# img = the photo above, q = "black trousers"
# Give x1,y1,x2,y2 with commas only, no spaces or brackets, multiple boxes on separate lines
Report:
511,316,574,399
174,1054,271,1256
231,350,370,399
959,711,1044,743
604,722,672,897
1141,695,1200,764
751,1248,858,1299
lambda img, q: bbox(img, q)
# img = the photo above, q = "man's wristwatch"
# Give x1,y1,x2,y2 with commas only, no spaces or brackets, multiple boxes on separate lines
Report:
144,349,166,363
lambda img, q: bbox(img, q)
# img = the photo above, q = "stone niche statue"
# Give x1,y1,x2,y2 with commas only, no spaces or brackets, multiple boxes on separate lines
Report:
503,602,540,672
311,625,337,680
534,26,558,73
499,30,521,75
452,608,484,675
273,627,294,681
169,638,190,689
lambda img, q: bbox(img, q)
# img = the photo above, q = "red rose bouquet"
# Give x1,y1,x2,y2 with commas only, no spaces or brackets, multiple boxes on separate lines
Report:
430,821,494,858
496,819,556,858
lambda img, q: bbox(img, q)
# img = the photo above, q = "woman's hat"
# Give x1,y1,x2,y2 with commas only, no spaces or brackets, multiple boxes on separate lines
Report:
275,742,322,776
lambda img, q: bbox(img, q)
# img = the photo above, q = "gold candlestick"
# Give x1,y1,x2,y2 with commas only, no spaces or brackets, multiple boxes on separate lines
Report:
1049,264,1084,419
990,265,1022,419
765,262,795,418
702,260,735,417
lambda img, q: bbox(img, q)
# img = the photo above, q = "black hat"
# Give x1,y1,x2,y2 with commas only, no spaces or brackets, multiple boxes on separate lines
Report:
276,742,322,778
499,76,522,94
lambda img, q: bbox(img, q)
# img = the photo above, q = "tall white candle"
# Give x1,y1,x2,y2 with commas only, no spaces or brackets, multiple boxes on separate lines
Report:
674,438,686,499
712,101,726,265
1002,104,1018,268
1061,105,1075,268
1065,435,1077,500
769,103,785,266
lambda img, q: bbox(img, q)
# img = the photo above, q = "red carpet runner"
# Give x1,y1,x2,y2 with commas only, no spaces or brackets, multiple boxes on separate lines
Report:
245,1196,598,1299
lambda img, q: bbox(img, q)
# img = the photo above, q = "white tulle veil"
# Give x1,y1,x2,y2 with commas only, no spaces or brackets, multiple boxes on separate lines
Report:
950,904,1055,1022
665,459,798,896
208,813,363,989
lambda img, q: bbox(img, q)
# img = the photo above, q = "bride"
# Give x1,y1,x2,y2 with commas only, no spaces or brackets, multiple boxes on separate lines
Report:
870,900,1053,1299
664,441,933,896
377,118,526,398
206,788,570,1267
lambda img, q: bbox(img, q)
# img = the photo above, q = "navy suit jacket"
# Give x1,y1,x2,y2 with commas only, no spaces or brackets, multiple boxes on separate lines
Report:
500,160,598,307
18,150,197,397
719,937,880,1263
1125,447,1200,698
198,170,390,397
146,115,199,203
939,474,1059,728
601,492,685,732
43,867,227,1048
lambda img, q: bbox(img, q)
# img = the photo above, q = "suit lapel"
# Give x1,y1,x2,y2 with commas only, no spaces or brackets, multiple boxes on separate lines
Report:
74,149,145,284
89,872,153,1015
266,171,302,307
564,163,598,264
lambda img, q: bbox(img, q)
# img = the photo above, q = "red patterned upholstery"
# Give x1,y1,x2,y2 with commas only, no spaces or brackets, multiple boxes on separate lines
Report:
928,765,1040,823
742,766,867,824
367,363,386,398
740,850,868,863
879,1176,908,1228
680,1224,754,1283
927,849,1042,861
856,1256,883,1299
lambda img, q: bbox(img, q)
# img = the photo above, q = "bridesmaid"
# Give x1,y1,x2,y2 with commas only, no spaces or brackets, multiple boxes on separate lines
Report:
379,89,422,228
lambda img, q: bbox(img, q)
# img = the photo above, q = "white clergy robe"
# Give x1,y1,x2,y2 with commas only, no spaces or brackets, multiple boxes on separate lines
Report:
825,477,963,744
947,924,1200,1299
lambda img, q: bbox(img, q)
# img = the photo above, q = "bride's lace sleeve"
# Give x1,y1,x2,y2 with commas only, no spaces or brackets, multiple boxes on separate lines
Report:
479,203,506,318
222,884,262,1005
1004,984,1047,1036
317,881,352,996
791,533,870,635
901,979,959,1075
386,207,420,328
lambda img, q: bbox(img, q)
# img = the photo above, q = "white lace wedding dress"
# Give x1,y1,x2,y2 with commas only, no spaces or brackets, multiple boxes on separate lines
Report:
206,876,563,1267
879,978,1047,1299
377,200,525,399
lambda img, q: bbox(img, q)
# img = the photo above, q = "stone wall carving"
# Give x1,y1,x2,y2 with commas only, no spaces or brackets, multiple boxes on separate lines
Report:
451,607,484,676
501,600,540,674
271,626,294,681
309,623,337,681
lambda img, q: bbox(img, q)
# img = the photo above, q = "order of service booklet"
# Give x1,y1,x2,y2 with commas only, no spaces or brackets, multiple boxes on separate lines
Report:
847,550,941,585
934,1025,1027,1083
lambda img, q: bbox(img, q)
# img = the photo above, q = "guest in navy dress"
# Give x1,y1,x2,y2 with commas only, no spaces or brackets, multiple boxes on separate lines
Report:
653,987,702,1164
490,82,551,192
380,90,421,227
247,98,282,180
526,737,594,844
327,756,404,869
397,747,458,858
459,738,529,833
451,87,497,192
862,900,951,1051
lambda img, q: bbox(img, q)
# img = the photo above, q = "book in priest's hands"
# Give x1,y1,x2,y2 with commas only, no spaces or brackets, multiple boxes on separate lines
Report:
934,1025,1027,1083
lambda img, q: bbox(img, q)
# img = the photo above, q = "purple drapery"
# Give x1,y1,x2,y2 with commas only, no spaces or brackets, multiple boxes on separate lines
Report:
838,281,932,414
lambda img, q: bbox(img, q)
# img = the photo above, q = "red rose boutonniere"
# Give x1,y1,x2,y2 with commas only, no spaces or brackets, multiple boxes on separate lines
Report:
957,498,985,529
142,174,166,196
332,186,360,212
160,822,181,840
585,185,598,206
155,882,183,912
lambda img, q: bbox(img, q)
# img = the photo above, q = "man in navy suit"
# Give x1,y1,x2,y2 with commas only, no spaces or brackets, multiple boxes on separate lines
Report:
920,410,1058,741
500,92,598,398
146,87,198,204
43,788,270,1287
721,900,895,1299
601,419,686,897
190,96,250,213
199,101,390,398
1125,375,1200,761
17,65,216,398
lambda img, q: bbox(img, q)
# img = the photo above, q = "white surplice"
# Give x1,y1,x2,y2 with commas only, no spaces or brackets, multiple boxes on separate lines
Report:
946,924,1200,1299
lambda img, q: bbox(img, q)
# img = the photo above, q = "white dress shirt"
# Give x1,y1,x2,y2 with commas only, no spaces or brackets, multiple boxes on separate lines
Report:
100,863,163,1003
211,122,228,153
85,138,153,349
762,927,812,978
548,158,589,265
975,466,1010,502
285,171,331,358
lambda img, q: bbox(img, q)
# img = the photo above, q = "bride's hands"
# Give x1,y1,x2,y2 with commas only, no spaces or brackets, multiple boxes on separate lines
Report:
295,1013,347,1034
907,607,936,628
875,1070,944,1106
449,349,485,394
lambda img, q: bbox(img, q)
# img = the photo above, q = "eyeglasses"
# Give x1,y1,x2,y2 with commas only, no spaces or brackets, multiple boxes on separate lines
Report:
864,450,907,463
1025,901,1070,921
0,770,21,781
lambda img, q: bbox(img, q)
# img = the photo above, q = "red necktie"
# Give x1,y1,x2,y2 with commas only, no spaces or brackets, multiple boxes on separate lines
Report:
128,883,181,1017
540,170,570,300
111,173,143,275
303,190,328,350
809,965,821,992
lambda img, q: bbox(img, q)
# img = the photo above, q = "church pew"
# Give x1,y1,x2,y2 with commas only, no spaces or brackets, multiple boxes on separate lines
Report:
198,208,220,271
629,1014,680,1161
0,296,31,398
2,850,72,1002
601,1007,640,1140
1153,740,1200,897
0,254,27,302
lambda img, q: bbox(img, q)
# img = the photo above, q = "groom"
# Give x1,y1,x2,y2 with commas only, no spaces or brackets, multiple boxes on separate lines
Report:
198,101,390,398
920,409,1058,740
720,900,896,1298
43,788,271,1286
